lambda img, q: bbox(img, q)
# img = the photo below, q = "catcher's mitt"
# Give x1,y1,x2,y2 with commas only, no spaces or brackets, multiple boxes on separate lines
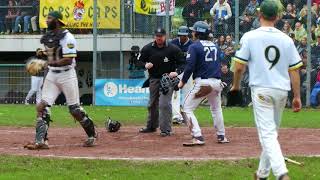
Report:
26,58,47,76
105,117,121,132
227,90,243,107
160,73,180,95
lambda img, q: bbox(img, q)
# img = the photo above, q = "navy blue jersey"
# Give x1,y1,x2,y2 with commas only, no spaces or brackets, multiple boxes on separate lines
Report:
171,38,193,57
182,40,222,83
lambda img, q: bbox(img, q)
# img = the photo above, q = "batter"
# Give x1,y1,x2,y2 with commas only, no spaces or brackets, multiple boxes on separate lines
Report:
178,21,229,146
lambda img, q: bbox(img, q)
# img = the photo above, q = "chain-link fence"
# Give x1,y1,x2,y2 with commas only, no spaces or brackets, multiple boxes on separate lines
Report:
0,0,319,107
0,64,30,104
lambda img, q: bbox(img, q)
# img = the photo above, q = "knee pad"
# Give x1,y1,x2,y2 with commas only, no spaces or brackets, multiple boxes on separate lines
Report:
69,104,86,121
37,101,49,117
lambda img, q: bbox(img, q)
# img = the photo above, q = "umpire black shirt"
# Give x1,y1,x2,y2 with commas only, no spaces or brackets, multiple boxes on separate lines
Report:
138,41,185,79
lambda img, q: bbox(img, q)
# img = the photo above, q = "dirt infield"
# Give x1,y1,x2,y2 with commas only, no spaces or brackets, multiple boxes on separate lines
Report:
0,127,319,160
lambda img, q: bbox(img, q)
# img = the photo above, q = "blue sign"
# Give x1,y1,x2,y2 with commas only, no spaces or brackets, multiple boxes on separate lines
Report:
95,79,149,106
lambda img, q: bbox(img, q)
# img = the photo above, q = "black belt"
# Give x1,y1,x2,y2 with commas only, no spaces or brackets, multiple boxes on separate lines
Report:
200,77,221,80
51,69,70,73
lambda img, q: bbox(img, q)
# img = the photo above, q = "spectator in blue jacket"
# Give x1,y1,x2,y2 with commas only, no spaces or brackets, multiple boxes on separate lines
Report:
311,71,320,107
13,0,33,34
210,0,232,35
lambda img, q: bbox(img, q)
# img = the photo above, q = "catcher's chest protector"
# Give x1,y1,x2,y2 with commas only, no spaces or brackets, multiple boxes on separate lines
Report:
40,30,67,61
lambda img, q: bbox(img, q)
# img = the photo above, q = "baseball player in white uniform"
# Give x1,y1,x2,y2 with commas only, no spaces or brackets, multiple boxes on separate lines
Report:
24,11,97,150
25,76,43,105
25,49,46,105
231,1,302,179
171,26,193,124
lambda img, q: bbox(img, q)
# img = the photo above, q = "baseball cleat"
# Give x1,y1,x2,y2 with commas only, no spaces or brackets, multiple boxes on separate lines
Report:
183,136,205,146
83,137,96,147
217,135,230,144
172,117,184,125
254,172,268,180
160,131,173,137
279,174,290,180
24,142,49,150
139,127,156,133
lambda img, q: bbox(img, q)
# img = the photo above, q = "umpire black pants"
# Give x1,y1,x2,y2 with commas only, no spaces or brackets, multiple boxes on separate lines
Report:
146,78,173,133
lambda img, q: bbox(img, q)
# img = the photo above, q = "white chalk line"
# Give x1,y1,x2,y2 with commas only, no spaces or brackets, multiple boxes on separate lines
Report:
5,153,320,161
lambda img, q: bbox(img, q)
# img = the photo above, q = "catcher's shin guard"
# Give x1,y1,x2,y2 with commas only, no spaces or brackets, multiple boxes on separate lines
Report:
69,105,96,138
43,106,52,142
35,105,51,144
35,117,49,144
79,117,96,138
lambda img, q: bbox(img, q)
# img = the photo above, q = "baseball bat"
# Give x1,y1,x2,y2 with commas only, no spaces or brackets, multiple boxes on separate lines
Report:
284,157,304,166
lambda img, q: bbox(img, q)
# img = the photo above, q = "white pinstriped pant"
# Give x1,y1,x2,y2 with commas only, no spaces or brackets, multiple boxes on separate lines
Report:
182,78,226,138
172,75,193,120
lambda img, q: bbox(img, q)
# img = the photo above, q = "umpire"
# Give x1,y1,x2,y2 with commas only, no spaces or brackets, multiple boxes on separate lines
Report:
138,28,185,136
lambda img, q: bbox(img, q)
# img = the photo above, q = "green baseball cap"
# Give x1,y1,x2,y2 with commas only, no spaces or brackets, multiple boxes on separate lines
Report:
260,0,283,20
48,11,66,26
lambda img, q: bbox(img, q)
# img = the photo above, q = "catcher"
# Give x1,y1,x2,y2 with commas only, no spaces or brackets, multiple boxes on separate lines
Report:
24,11,97,150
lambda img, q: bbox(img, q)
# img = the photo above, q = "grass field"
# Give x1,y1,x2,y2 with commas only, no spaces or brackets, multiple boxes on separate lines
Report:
0,104,318,128
0,155,319,180
0,104,319,179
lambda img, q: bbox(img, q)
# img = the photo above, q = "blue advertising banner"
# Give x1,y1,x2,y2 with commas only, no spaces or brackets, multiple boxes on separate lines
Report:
95,79,149,106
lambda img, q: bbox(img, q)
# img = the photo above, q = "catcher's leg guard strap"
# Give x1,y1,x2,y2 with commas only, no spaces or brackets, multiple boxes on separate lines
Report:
69,104,96,137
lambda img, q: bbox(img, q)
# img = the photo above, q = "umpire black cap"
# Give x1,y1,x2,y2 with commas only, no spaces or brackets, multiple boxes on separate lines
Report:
154,28,166,36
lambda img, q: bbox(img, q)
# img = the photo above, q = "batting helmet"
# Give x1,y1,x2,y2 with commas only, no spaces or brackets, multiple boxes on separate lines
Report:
177,26,189,36
190,21,210,34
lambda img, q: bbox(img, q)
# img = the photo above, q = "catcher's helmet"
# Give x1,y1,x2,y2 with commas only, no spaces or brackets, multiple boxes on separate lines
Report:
106,117,121,132
177,26,189,36
190,21,210,34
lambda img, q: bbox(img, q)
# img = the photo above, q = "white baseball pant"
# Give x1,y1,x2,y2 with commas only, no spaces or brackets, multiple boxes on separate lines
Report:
182,78,226,138
42,68,80,106
251,87,288,178
172,75,193,120
25,76,44,104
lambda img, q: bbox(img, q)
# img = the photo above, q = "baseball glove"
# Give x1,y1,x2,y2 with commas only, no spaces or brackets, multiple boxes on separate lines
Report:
26,58,47,76
227,90,243,107
106,117,121,132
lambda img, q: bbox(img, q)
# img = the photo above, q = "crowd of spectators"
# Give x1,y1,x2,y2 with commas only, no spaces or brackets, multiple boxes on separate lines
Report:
0,0,40,34
180,0,320,106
